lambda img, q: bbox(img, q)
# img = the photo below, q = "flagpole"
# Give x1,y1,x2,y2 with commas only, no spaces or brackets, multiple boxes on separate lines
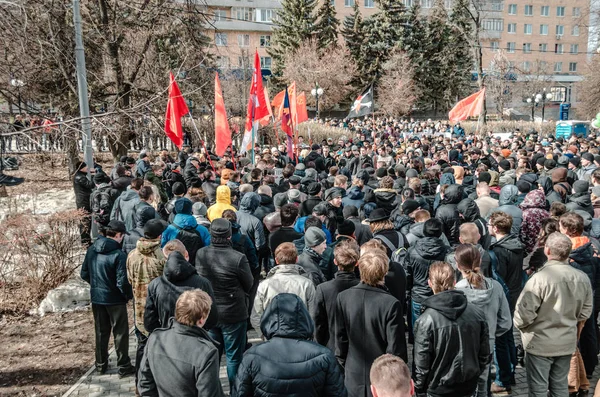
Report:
187,113,214,170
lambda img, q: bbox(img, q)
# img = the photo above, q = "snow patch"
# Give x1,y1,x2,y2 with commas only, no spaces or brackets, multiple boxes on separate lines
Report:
35,277,90,316
0,188,76,220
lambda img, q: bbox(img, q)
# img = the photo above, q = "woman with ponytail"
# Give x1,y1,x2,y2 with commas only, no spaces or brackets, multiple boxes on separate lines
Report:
455,244,512,397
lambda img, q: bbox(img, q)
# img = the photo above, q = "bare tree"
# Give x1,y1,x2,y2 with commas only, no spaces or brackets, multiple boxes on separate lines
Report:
578,55,600,118
485,50,515,118
377,50,419,116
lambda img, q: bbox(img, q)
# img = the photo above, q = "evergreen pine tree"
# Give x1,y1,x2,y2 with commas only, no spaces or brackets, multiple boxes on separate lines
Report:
402,5,427,101
268,0,317,87
341,2,363,63
314,0,340,49
448,0,475,101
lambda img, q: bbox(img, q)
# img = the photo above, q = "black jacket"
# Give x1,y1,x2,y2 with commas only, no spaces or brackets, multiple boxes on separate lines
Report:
304,151,327,173
490,234,524,310
74,170,95,212
414,290,490,397
457,198,491,250
313,271,360,351
183,164,200,188
253,194,275,221
234,293,346,397
336,283,407,397
349,217,373,246
569,240,600,309
138,320,224,397
195,241,253,324
325,202,344,238
269,226,303,257
144,252,218,333
366,188,398,217
80,236,131,305
297,248,327,285
405,237,449,304
299,196,324,217
111,176,132,193
386,261,407,311
201,180,219,205
538,176,563,208
435,185,463,245
373,229,409,259
566,193,595,217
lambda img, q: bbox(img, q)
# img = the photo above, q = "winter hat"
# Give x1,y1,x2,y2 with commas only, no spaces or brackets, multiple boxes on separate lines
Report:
423,218,443,238
289,175,301,185
144,219,167,240
402,199,421,215
106,220,128,235
324,187,343,201
273,193,288,209
544,159,556,170
93,172,110,184
343,205,359,218
119,155,128,163
126,157,136,165
192,202,208,216
337,220,356,236
583,152,595,162
312,203,328,216
595,155,600,165
210,218,232,239
535,157,546,166
311,144,321,150
569,145,579,154
174,198,193,215
305,168,318,180
295,163,306,171
307,182,322,196
557,156,570,167
367,208,389,223
516,180,531,194
574,180,590,194
479,172,491,184
172,182,186,196
376,168,387,179
136,205,157,228
498,160,511,171
501,149,512,158
305,227,326,247
406,169,419,178
569,157,581,167
288,189,302,203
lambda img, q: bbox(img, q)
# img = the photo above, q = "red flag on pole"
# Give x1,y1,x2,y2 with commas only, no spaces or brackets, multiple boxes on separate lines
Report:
164,72,190,149
214,72,231,157
296,92,308,124
448,88,486,122
281,87,294,158
251,51,270,120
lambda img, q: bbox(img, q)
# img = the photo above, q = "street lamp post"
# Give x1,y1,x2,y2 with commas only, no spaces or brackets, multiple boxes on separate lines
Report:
311,84,324,119
10,78,24,112
526,89,553,122
526,96,536,121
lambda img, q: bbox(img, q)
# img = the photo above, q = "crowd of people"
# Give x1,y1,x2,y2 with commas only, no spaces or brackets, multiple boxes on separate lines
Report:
76,116,600,397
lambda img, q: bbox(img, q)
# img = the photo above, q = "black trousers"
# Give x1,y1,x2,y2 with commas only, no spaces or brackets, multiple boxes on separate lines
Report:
92,304,131,369
134,329,148,386
580,309,598,376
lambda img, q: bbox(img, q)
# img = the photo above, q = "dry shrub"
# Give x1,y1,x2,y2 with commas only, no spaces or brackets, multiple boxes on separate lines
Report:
461,120,556,137
297,122,349,143
0,209,86,314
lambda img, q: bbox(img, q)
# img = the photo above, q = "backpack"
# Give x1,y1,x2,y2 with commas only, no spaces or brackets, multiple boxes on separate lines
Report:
174,225,204,264
91,187,113,225
375,232,408,264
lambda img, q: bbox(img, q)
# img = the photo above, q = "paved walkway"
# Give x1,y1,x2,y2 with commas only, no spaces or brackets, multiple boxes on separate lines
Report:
64,329,600,397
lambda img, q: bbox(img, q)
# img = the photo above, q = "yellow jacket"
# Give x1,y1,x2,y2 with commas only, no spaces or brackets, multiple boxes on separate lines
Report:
207,185,236,221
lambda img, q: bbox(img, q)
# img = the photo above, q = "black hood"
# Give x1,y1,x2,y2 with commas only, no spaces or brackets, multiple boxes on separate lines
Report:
347,186,365,200
408,222,425,238
92,236,122,254
570,242,595,265
164,251,197,282
457,198,480,222
537,176,554,196
259,194,274,206
498,185,518,206
422,290,467,321
442,184,463,205
374,189,397,204
569,193,592,208
136,205,157,228
415,237,448,259
492,233,524,253
261,293,314,340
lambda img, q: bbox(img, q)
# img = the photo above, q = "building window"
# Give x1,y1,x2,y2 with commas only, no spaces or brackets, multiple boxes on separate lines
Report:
260,56,272,69
237,34,250,47
507,42,516,53
541,5,549,16
260,35,271,47
258,9,276,22
554,62,563,72
540,24,548,35
573,7,581,17
491,2,503,11
365,0,375,7
523,61,531,72
555,43,564,54
570,44,579,54
214,10,226,22
572,25,580,36
539,61,548,71
216,56,229,68
491,41,499,51
524,24,532,34
557,6,565,17
421,0,433,8
569,62,578,72
215,33,228,46
483,18,503,31
523,43,532,53
403,0,414,6
345,0,354,6
508,4,517,14
507,23,516,33
539,43,547,52
233,7,255,21
556,25,564,35
525,5,533,16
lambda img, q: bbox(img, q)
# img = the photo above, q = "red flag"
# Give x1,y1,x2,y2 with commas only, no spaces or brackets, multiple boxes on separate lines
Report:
296,92,308,124
288,82,298,126
164,72,190,149
214,72,231,157
448,88,486,122
271,89,285,119
281,88,294,158
251,51,270,120
259,87,273,127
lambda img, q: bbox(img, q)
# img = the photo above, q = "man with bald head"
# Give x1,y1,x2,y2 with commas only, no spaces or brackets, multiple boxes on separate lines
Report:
370,354,414,397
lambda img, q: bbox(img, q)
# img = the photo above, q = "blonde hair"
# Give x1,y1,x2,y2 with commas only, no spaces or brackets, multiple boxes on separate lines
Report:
370,219,394,234
175,289,212,326
428,261,455,294
359,251,389,286
360,239,387,256
454,245,484,289
459,223,481,244
370,354,411,396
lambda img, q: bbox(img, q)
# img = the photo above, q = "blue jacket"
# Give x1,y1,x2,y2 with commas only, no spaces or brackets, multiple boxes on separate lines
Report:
81,236,131,305
294,216,333,244
161,214,211,247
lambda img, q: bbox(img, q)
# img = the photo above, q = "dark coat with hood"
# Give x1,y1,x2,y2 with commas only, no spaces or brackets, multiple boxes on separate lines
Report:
567,193,595,217
551,168,571,202
253,194,275,221
122,206,156,254
457,198,492,250
195,240,254,324
144,252,218,333
297,248,327,285
538,176,563,208
183,163,200,188
236,192,266,249
487,185,523,235
74,170,95,212
110,189,141,231
435,184,463,245
366,188,398,217
490,233,524,310
336,283,407,397
304,151,327,173
405,237,449,304
80,236,132,305
414,290,490,397
201,180,219,205
342,186,366,209
406,222,451,247
234,293,346,397
569,239,600,308
138,320,224,397
300,196,324,217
